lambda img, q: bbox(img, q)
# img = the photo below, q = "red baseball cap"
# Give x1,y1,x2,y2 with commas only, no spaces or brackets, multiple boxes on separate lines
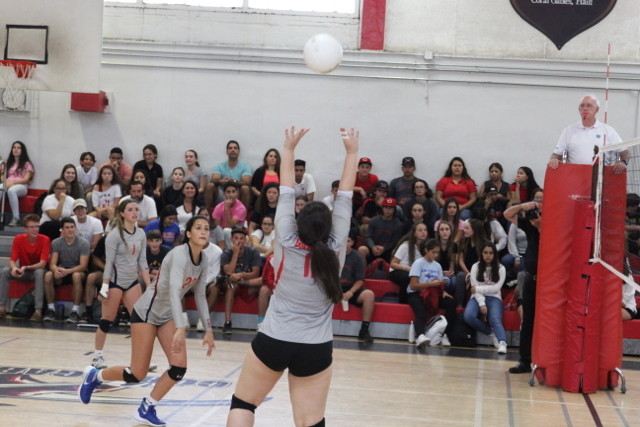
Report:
359,157,372,166
382,198,397,207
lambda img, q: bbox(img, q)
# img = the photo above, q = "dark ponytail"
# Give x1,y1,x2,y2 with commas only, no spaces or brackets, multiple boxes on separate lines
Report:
297,201,343,304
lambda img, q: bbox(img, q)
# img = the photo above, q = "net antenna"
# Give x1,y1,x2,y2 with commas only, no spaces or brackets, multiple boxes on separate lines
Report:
0,60,36,110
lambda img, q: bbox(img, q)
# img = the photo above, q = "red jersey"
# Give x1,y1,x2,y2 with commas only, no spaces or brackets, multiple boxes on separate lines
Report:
11,234,50,266
509,183,529,202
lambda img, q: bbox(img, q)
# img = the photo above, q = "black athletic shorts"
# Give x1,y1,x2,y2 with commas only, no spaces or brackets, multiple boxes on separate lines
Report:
624,307,637,319
251,332,332,377
130,309,144,324
109,280,139,292
342,286,365,307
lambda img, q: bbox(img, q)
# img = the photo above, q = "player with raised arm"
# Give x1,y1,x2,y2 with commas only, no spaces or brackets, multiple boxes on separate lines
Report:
79,215,215,427
225,127,358,427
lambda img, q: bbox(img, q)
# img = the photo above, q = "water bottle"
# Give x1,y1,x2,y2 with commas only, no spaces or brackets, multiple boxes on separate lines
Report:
408,321,416,343
341,300,349,311
55,302,65,321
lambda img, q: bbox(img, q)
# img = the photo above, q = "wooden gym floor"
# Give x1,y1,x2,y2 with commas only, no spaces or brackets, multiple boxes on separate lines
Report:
0,320,638,427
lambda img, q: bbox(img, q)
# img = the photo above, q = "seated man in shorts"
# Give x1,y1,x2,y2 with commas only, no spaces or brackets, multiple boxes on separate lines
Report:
43,217,90,322
341,232,375,343
207,225,260,334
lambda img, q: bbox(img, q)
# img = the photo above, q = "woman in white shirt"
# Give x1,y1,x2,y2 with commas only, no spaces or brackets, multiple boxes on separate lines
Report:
389,223,428,304
39,179,76,240
251,214,275,260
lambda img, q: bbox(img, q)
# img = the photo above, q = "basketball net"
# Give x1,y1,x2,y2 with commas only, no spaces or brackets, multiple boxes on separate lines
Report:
0,60,36,111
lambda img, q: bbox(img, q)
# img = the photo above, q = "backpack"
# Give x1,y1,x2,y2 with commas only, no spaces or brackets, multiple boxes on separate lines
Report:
448,313,477,347
365,258,389,280
423,314,447,342
12,287,35,319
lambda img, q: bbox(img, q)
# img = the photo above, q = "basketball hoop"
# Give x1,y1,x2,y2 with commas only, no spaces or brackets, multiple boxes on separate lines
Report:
0,60,36,111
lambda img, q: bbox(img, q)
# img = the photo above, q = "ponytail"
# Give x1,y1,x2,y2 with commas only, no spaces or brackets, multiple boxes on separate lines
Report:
310,240,342,304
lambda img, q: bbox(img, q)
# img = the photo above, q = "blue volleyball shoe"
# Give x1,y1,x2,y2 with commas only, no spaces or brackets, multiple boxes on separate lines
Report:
134,397,166,426
78,365,102,404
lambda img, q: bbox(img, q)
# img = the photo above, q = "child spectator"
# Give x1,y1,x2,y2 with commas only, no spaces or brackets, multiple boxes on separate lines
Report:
323,180,340,212
161,167,185,211
60,163,84,200
90,165,122,221
454,219,489,308
434,198,464,243
353,157,378,215
248,182,278,235
403,202,426,235
389,223,428,304
463,242,507,354
144,205,180,248
251,214,275,259
77,152,98,207
176,180,204,232
0,141,35,227
251,148,280,203
294,195,308,218
341,233,375,343
145,230,170,284
403,179,437,233
71,199,104,250
358,197,404,263
478,163,510,199
0,214,49,321
40,179,76,241
436,157,477,220
99,147,133,188
484,184,509,233
293,159,316,200
389,157,421,206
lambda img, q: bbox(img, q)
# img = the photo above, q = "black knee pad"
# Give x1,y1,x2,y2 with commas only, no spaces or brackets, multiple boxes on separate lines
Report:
123,367,140,383
167,365,186,382
230,394,256,413
308,418,325,427
99,319,114,333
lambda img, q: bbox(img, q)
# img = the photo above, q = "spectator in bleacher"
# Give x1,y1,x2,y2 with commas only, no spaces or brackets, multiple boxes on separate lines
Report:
43,217,90,323
403,179,437,233
403,202,426,235
409,239,456,347
501,220,527,283
0,141,35,227
353,157,378,215
145,230,170,284
185,150,208,194
90,165,122,221
196,236,223,331
133,144,164,200
161,167,185,211
434,198,464,243
249,182,279,235
389,223,428,304
213,182,247,249
71,199,103,251
206,141,252,209
625,193,640,256
323,180,339,212
361,181,405,233
478,163,510,199
293,159,316,201
341,232,375,343
436,157,477,221
295,195,308,217
463,242,507,354
484,184,510,233
389,157,421,207
60,164,84,200
77,152,98,209
251,214,275,260
131,169,155,199
250,148,280,204
505,189,542,374
99,147,133,188
0,214,49,321
92,199,149,370
119,181,158,229
144,205,179,248
454,219,489,309
358,197,404,263
472,206,507,252
176,180,204,233
198,207,225,250
209,225,260,334
508,167,541,207
435,221,457,293
40,179,76,241
81,234,106,324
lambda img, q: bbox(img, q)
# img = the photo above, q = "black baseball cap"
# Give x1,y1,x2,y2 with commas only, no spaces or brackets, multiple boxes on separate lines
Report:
230,225,248,236
374,180,389,191
486,185,498,194
401,157,415,166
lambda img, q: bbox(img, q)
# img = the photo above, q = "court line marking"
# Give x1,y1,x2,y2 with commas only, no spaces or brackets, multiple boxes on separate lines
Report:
505,372,515,427
474,359,484,427
187,392,233,427
0,338,18,346
556,388,573,427
605,390,630,427
583,393,603,427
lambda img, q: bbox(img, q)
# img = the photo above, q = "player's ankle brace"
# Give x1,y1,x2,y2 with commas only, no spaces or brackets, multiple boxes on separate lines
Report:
230,394,256,413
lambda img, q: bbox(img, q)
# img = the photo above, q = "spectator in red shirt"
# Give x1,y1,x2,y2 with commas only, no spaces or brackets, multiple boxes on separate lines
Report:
508,166,541,207
0,214,50,321
353,157,378,216
436,157,477,221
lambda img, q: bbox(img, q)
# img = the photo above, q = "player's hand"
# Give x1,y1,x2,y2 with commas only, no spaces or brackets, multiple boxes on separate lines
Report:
12,267,23,278
283,126,310,151
202,331,215,356
547,159,560,169
340,128,359,154
343,291,353,301
172,327,186,355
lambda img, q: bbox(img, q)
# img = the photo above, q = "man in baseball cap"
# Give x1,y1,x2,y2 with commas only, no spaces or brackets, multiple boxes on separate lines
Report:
358,197,403,264
389,156,423,207
360,180,393,233
71,198,104,251
353,157,379,215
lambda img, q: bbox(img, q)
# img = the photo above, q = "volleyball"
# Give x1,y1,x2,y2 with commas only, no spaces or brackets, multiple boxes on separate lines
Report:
303,33,343,74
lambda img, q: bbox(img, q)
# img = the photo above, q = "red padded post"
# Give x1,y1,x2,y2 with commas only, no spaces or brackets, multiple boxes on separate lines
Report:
361,0,386,50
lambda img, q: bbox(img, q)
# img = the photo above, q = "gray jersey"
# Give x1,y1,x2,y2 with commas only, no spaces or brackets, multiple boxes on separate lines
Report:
133,244,211,330
259,188,352,344
103,226,148,289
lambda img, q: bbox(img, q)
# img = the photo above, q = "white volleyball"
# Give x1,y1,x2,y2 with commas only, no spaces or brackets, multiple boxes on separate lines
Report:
303,34,343,74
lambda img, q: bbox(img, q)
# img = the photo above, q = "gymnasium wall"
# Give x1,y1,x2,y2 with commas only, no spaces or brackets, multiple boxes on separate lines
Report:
1,1,640,199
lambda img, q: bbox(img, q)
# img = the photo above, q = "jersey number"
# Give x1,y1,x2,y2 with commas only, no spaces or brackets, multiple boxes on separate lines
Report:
182,277,197,288
303,254,315,278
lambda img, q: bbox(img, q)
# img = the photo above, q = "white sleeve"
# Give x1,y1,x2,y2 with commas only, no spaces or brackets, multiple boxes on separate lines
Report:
306,174,317,193
623,278,637,313
507,223,518,257
554,127,569,156
491,221,507,252
92,218,104,235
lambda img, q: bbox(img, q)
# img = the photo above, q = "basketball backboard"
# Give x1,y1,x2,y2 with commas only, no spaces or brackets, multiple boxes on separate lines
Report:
0,0,103,93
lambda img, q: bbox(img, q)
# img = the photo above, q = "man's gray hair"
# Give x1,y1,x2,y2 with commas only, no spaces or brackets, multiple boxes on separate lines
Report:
580,94,600,107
